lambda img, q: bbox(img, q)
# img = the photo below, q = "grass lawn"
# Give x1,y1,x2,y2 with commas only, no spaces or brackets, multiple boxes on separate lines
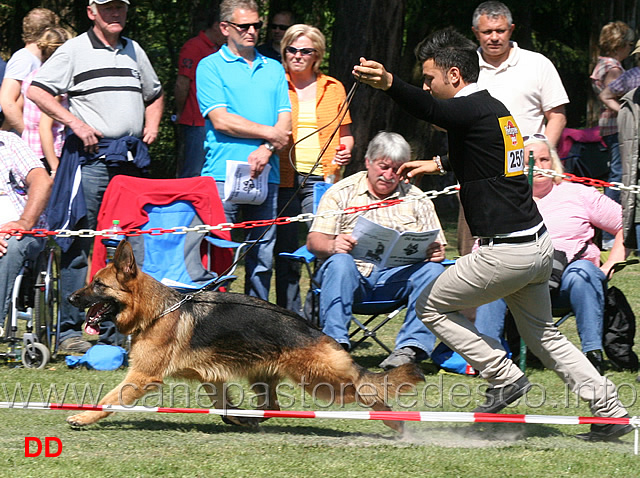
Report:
0,202,639,476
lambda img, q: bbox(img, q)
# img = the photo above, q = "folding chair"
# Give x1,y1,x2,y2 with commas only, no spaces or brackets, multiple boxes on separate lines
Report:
280,182,451,353
92,176,241,291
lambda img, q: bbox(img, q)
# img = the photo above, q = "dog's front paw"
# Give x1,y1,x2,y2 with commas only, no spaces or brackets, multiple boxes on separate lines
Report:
66,411,103,427
221,414,265,428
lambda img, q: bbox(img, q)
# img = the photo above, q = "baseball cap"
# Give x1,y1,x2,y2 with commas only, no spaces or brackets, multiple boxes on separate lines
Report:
89,0,130,5
632,40,640,56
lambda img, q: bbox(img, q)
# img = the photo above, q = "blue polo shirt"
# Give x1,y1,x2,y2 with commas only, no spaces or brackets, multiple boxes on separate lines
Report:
196,44,291,184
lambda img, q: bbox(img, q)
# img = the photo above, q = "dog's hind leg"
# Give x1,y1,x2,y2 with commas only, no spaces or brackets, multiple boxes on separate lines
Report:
67,370,163,427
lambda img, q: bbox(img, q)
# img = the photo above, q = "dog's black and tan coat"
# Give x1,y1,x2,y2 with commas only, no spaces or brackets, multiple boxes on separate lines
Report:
68,242,424,432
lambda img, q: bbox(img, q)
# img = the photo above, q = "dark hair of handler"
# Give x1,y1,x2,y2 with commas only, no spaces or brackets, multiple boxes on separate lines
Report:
414,28,480,83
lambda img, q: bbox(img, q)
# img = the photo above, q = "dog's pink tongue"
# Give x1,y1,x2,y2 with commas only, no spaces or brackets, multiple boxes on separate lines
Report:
84,323,100,335
85,303,103,335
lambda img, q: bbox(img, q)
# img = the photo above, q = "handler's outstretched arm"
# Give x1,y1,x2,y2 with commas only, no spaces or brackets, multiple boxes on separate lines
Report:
352,57,394,91
397,160,439,183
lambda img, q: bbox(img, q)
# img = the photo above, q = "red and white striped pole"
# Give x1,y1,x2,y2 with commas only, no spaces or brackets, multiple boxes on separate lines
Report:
1,402,637,453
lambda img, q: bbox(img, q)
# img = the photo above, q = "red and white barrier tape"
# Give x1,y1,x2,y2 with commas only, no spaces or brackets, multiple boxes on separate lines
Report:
1,402,638,453
2,169,639,239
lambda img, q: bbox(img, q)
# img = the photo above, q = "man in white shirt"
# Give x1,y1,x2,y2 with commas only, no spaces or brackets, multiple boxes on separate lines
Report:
472,1,568,146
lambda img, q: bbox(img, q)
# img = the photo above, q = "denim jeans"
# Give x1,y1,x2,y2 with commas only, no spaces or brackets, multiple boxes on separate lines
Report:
274,185,302,313
59,160,139,344
602,134,621,245
603,133,621,203
176,124,206,178
315,253,444,354
216,181,277,301
475,259,606,353
274,174,323,313
0,235,45,326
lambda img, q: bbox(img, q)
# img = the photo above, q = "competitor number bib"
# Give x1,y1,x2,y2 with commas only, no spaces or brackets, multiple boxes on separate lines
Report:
498,116,525,177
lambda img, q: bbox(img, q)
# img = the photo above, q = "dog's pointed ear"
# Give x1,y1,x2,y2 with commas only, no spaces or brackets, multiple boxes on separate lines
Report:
113,241,138,279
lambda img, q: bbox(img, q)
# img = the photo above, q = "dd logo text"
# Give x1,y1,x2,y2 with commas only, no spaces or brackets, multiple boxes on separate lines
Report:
24,437,62,457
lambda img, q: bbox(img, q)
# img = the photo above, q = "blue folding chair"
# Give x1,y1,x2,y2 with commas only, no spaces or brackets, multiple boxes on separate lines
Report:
280,182,451,353
127,200,239,291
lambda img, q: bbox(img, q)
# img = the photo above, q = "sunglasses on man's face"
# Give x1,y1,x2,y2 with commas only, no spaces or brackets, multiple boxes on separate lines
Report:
284,46,317,56
226,20,263,32
270,23,290,31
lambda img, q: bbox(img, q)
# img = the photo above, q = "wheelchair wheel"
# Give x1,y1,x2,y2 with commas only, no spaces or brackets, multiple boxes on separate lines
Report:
33,247,60,356
21,342,50,369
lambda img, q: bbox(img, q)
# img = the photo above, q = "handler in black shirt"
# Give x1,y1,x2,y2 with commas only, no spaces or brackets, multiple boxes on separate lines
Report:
353,28,631,442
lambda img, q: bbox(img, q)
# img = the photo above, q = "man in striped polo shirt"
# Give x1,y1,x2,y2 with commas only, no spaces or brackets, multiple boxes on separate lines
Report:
27,0,164,353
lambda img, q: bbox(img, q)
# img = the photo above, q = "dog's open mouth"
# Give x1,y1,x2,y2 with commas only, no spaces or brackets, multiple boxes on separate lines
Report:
84,301,117,335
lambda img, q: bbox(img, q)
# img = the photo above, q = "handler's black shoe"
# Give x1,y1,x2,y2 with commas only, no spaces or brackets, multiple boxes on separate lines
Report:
473,376,531,413
575,417,634,442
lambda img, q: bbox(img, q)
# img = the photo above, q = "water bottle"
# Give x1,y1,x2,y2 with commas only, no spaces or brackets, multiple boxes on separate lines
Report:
325,144,346,184
102,219,122,263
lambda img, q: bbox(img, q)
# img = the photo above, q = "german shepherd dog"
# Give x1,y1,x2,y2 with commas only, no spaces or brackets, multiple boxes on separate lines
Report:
67,242,424,432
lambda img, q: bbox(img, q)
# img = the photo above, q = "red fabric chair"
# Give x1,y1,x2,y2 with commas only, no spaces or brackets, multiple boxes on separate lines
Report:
90,176,233,280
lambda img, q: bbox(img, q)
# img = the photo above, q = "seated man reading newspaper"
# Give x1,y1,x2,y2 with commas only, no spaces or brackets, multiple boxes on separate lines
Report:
306,131,446,369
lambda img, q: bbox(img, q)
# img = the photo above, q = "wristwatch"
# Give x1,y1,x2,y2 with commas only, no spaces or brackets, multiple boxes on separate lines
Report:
263,142,275,153
433,155,446,175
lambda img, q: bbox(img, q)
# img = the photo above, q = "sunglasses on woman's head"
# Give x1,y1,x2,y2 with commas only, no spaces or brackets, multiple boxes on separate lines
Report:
522,133,548,142
284,46,316,56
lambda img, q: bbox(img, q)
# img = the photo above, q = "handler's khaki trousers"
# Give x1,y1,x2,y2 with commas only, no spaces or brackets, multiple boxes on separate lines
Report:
417,233,628,418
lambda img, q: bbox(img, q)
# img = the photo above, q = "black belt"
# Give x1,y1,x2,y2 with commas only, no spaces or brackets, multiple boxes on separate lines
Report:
479,225,547,246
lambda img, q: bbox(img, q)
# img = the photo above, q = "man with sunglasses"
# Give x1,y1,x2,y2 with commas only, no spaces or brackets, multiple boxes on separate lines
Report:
354,28,633,441
257,10,295,62
196,0,291,301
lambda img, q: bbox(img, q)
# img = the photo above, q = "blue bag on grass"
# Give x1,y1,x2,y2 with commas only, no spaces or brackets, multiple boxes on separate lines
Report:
65,344,128,371
431,339,512,375
431,342,478,375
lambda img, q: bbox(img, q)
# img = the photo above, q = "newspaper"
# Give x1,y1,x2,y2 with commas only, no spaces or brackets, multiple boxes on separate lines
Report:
350,216,440,268
224,160,271,205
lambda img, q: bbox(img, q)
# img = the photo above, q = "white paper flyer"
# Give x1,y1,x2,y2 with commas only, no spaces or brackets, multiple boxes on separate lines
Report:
350,216,440,268
224,160,271,205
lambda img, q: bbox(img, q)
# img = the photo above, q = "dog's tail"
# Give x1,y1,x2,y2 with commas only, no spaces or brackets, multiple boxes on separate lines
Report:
351,363,424,433
293,338,424,432
358,362,425,402
354,362,425,404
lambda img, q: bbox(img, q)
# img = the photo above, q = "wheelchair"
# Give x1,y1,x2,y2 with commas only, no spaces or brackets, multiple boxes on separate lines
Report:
0,241,60,369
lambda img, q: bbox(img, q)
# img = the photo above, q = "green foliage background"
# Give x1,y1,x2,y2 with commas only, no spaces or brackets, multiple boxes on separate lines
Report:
0,0,639,174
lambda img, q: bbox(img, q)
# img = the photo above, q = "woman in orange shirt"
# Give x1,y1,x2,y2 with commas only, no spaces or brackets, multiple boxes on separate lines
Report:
274,24,354,314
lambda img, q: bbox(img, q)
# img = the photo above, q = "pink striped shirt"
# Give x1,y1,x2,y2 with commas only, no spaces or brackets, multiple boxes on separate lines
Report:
21,69,67,159
590,56,623,137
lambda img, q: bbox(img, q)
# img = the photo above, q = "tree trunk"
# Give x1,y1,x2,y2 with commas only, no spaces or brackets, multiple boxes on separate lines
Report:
329,0,406,175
